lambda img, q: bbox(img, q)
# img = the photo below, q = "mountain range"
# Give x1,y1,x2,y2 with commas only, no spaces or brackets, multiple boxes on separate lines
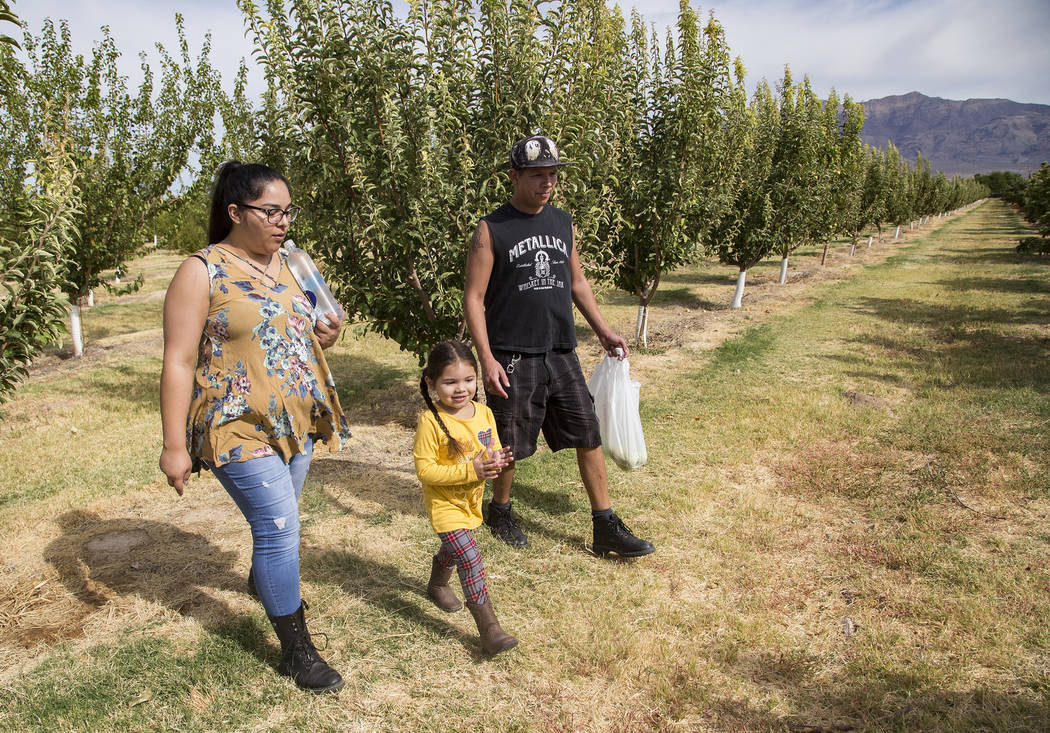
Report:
860,92,1050,177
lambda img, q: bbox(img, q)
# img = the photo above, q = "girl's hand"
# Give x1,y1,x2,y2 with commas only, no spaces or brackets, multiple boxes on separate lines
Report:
314,311,344,349
472,448,507,480
160,446,193,496
495,446,513,467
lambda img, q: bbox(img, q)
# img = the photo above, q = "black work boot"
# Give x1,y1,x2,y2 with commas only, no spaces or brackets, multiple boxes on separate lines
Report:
592,513,655,558
427,555,463,612
485,502,528,548
268,602,345,694
247,566,258,598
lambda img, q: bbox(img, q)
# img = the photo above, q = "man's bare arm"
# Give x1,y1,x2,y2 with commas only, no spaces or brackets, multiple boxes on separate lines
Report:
464,220,510,396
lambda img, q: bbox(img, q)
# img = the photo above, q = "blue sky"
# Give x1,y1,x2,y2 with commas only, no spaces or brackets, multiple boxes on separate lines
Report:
14,0,1050,106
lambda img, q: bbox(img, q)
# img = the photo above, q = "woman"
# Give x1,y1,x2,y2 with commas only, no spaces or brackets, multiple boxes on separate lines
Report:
159,162,351,694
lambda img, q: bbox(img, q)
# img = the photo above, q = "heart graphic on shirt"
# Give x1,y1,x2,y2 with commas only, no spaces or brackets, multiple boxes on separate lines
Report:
477,428,493,448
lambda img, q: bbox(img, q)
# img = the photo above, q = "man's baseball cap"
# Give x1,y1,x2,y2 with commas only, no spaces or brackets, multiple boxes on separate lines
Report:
509,135,570,169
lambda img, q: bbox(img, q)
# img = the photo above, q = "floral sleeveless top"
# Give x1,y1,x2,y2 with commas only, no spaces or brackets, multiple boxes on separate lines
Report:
187,245,351,469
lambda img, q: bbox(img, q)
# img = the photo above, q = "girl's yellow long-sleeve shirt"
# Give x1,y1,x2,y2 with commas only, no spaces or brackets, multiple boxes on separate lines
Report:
413,401,502,532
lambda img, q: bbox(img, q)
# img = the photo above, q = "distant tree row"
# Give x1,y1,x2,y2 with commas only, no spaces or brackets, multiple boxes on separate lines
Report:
977,167,1050,242
1,0,989,399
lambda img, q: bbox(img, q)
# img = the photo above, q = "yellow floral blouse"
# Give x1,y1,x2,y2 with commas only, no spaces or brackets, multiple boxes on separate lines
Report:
187,245,351,469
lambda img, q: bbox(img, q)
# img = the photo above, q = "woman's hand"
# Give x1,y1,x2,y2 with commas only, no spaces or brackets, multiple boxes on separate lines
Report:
160,446,193,496
314,311,344,349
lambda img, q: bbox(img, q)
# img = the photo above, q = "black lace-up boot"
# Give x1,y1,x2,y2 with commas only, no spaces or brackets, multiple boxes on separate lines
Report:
592,513,655,558
268,601,344,693
485,501,528,548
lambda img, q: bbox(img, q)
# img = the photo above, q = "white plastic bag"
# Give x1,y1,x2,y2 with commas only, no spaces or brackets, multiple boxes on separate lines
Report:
587,350,647,471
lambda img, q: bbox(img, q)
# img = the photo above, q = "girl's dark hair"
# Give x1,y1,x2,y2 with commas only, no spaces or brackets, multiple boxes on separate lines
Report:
207,161,289,244
420,340,478,457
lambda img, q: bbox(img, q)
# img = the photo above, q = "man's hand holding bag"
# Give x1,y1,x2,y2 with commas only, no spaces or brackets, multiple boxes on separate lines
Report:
587,349,647,471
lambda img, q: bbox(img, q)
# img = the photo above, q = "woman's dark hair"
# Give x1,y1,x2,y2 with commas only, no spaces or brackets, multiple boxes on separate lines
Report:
207,161,289,244
420,340,478,457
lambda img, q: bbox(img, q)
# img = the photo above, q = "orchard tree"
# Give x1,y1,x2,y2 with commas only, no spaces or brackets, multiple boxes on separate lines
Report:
0,36,79,398
880,142,911,238
768,69,821,284
152,59,275,254
539,0,635,288
1024,162,1050,238
710,79,778,309
1,0,19,48
241,0,489,357
824,93,866,260
610,3,743,344
20,17,218,356
240,0,647,357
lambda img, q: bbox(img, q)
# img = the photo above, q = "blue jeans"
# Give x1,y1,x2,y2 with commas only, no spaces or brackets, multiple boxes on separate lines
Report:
211,438,313,617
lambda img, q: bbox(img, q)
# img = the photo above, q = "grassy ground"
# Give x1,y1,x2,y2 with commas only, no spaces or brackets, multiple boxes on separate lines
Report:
1,201,1047,731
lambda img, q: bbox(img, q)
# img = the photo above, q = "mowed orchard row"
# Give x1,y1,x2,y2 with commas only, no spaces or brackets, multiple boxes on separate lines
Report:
0,200,1047,731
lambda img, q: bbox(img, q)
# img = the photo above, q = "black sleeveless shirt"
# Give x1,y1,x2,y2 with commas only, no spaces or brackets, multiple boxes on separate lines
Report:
482,203,576,353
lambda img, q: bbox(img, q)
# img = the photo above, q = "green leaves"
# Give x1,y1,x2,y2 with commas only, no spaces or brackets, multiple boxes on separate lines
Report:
1023,162,1050,238
0,131,80,400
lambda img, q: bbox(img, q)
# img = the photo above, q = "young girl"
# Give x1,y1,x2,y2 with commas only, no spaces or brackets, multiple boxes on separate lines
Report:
413,340,518,656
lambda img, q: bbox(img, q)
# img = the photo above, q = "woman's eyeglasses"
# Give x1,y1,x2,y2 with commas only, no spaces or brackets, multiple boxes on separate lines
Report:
237,203,301,224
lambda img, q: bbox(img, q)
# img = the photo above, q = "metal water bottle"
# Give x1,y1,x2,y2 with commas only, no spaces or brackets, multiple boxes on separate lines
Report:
284,240,343,326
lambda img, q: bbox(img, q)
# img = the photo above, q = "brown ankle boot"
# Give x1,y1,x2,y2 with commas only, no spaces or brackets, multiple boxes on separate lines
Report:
466,599,518,656
427,555,463,612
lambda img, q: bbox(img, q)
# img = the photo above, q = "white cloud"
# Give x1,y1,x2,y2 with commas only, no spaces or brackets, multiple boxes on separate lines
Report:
14,0,1050,105
627,0,1050,104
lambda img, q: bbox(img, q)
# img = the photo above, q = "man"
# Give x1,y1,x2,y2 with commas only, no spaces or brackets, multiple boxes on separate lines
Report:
463,134,655,558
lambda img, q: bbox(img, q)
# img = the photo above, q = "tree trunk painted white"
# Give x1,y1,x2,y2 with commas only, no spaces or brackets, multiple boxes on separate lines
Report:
849,242,856,256
778,256,789,284
70,304,84,358
868,235,874,248
153,233,158,247
86,289,94,307
731,269,747,309
635,304,649,349
894,225,900,239
113,274,121,284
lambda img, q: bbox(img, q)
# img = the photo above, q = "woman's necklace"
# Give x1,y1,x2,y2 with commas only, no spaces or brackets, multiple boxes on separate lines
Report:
217,245,280,284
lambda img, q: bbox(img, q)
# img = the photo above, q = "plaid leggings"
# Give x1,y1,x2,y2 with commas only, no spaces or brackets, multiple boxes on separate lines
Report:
436,528,488,604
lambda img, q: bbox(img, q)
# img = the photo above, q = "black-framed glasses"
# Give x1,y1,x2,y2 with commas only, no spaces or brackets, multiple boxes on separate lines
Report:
236,202,301,224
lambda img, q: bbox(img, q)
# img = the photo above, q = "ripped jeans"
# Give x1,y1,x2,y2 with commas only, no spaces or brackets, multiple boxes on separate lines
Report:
210,438,313,617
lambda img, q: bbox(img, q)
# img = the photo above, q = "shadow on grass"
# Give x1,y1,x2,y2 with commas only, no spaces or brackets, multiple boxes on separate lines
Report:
40,510,271,663
829,329,1050,393
306,549,480,657
39,510,484,664
933,276,1050,294
689,656,1050,731
849,296,1050,329
308,456,424,519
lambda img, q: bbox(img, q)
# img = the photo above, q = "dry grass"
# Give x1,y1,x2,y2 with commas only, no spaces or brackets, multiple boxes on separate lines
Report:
2,201,1048,731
